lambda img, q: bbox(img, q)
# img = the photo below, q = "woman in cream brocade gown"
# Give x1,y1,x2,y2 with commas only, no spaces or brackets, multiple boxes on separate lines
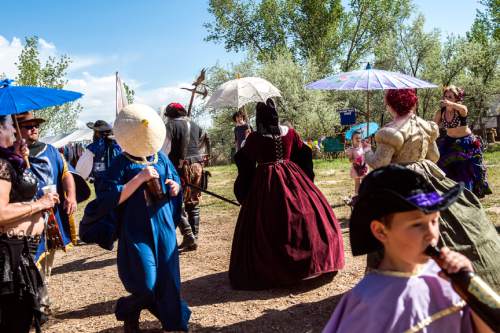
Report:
363,89,500,290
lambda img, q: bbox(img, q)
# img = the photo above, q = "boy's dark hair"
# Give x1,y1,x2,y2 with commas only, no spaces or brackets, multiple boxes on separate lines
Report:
379,214,394,228
232,110,247,122
352,130,362,138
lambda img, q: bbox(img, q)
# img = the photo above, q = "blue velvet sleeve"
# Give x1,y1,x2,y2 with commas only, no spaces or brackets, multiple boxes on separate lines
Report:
79,154,127,250
101,154,126,197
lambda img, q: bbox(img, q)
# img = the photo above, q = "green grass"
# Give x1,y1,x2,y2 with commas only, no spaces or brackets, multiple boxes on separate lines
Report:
482,143,500,225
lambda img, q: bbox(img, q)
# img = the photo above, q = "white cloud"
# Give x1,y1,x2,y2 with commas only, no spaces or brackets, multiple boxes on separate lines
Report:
66,72,121,124
0,36,23,78
38,38,56,50
67,73,204,127
0,35,70,78
68,55,104,72
135,83,193,112
0,34,212,129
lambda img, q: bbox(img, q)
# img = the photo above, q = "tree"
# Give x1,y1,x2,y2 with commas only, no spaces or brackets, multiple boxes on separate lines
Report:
204,0,411,73
258,51,341,137
204,0,289,62
338,0,412,71
374,14,442,119
15,36,81,135
467,0,499,42
204,0,499,156
283,0,344,72
460,40,499,131
123,82,135,104
462,1,500,132
203,52,343,162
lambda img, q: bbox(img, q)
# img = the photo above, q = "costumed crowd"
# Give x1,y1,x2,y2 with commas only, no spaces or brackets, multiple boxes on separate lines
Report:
0,85,499,333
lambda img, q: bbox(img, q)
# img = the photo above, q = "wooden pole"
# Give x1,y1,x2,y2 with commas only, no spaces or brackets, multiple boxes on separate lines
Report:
366,90,370,138
187,89,196,118
11,115,30,168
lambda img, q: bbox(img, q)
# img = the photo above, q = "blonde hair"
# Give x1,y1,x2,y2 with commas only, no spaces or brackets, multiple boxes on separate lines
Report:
443,85,464,102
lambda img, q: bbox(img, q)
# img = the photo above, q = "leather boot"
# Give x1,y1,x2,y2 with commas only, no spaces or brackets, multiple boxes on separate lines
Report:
123,318,140,333
178,210,197,251
178,232,197,252
187,206,200,239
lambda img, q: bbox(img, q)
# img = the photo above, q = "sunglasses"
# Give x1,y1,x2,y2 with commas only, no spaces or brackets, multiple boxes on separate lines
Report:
21,124,40,130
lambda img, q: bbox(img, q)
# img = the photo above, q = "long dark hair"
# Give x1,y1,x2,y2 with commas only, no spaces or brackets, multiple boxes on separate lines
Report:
255,99,280,135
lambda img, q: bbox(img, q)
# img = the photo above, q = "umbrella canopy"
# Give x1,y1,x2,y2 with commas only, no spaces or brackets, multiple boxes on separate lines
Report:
345,122,379,140
0,79,83,115
206,77,281,109
305,64,438,91
305,64,437,136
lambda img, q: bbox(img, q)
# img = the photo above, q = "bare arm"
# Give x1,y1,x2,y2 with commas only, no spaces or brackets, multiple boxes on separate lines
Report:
451,102,468,117
0,179,58,225
62,170,77,215
442,100,468,117
118,166,157,205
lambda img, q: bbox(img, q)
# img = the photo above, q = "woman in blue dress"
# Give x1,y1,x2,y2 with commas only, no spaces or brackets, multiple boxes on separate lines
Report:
90,103,190,332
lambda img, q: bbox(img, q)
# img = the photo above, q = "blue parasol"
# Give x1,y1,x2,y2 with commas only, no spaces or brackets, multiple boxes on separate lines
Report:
0,79,83,115
345,122,379,140
0,78,83,167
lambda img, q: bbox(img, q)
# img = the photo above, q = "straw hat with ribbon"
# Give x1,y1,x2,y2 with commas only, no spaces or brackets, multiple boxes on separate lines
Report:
113,103,166,158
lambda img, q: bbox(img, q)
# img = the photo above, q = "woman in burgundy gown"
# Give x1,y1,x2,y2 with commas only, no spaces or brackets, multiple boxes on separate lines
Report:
229,99,345,290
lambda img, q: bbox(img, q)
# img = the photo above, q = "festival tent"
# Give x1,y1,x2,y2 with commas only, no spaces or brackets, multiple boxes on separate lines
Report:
42,128,93,148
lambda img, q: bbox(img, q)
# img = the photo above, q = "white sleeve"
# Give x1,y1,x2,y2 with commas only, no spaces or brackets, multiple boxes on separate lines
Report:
75,149,94,179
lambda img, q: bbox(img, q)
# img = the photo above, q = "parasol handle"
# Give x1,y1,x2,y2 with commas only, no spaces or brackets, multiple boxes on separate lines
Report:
11,115,30,168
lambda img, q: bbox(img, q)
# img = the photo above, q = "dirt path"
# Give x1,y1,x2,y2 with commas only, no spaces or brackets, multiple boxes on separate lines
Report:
43,204,363,333
40,146,500,332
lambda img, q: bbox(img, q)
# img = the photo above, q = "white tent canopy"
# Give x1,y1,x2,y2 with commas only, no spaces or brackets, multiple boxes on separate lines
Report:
41,129,93,148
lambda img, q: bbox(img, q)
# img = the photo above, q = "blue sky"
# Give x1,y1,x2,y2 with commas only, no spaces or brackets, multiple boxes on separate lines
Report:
0,0,483,126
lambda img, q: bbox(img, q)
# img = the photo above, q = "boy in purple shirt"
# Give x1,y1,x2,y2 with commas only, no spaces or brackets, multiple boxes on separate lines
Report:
324,165,493,333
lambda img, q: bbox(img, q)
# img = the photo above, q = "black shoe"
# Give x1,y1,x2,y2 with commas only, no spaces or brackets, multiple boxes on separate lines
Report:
124,319,140,333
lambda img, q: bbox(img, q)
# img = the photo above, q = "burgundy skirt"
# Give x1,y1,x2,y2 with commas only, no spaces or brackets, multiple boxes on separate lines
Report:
229,160,345,290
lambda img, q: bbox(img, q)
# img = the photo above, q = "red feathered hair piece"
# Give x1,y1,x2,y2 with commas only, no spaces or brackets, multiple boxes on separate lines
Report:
385,89,418,116
165,102,187,118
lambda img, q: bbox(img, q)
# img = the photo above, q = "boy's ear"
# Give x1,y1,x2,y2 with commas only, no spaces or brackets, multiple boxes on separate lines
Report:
370,220,388,243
